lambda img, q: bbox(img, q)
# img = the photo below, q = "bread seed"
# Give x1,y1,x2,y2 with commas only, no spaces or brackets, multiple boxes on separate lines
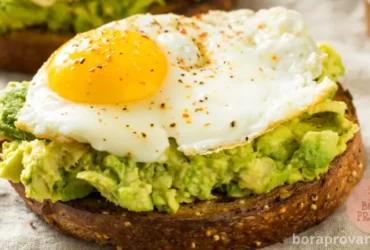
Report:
310,204,317,211
279,207,286,214
205,230,212,237
213,235,220,241
263,214,270,221
235,223,244,229
311,194,318,201
325,194,331,201
191,242,196,248
255,241,262,247
221,233,228,242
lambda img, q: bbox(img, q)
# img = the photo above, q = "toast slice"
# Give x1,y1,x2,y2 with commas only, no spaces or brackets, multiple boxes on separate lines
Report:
10,84,365,249
0,0,234,74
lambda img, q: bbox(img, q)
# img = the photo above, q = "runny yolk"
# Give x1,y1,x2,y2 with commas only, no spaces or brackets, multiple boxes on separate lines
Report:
47,29,168,104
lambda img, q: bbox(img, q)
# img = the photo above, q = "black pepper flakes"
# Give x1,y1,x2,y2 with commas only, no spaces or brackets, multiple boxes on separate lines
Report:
230,120,236,127
170,123,176,128
150,123,154,127
160,103,166,109
97,65,103,69
142,133,147,138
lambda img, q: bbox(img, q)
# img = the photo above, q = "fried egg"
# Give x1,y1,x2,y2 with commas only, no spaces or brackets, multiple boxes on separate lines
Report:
16,8,337,162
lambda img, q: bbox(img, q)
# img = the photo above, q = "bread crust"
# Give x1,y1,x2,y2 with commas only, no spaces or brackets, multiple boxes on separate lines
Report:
0,0,234,73
9,85,365,249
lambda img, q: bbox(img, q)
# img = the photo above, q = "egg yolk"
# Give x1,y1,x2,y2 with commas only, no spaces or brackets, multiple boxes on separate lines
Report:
47,29,168,104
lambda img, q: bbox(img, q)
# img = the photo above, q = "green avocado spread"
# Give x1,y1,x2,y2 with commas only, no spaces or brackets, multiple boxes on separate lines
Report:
0,0,164,34
0,45,359,213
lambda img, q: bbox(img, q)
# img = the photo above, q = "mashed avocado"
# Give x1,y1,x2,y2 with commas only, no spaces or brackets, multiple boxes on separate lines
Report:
0,97,358,212
0,0,164,34
0,45,357,213
0,82,34,141
317,44,346,83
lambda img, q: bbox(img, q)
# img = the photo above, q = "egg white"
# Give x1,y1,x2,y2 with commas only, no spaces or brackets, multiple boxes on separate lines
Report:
17,8,337,162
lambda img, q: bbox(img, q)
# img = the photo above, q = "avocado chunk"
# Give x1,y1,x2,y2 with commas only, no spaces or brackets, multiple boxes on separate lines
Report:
317,44,345,83
0,82,35,141
256,125,299,162
239,157,291,194
0,141,23,182
289,131,339,181
0,140,94,202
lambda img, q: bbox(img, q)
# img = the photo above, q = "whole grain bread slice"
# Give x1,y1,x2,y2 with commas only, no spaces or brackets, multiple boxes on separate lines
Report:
0,0,234,73
9,84,365,249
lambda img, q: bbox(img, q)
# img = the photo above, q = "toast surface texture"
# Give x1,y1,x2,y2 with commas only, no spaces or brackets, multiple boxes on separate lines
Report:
0,0,234,73
10,85,365,249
